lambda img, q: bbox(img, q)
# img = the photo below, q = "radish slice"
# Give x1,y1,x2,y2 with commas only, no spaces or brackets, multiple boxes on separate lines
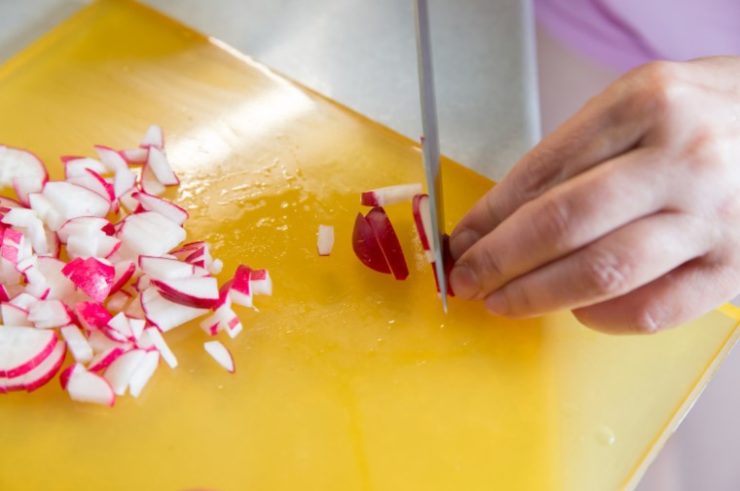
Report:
150,276,219,309
128,318,145,341
365,207,409,280
250,269,272,296
203,341,234,373
132,191,188,225
128,351,159,398
60,324,93,363
87,330,126,355
3,341,66,392
67,170,114,202
412,194,434,262
62,257,115,302
361,183,422,207
27,300,71,329
0,196,21,209
63,157,108,179
139,256,208,280
42,182,110,221
106,312,133,341
88,346,128,372
57,216,112,243
352,213,391,274
0,327,57,377
64,364,115,406
1,302,31,326
28,193,64,232
0,146,48,205
140,125,164,149
75,301,113,334
94,145,128,173
36,257,76,300
230,265,253,308
141,287,207,332
140,164,165,195
110,260,136,295
104,348,146,396
117,211,185,257
145,147,179,186
317,224,334,256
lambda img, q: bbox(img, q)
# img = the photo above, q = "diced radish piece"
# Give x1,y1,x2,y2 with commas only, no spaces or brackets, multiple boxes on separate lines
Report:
106,289,132,313
42,181,110,221
75,301,112,334
110,260,136,295
60,325,93,363
118,187,139,212
209,258,223,275
316,224,334,256
129,318,145,341
62,257,115,302
250,269,272,296
132,191,188,225
128,350,159,398
411,194,434,261
94,145,128,173
123,293,146,319
117,211,185,257
203,299,243,339
1,303,31,326
64,364,115,406
63,157,108,179
0,146,48,205
27,300,70,329
430,234,456,297
0,327,57,377
352,213,391,274
4,341,65,392
113,165,136,199
104,348,146,396
140,125,164,149
139,255,208,280
140,164,165,195
230,265,252,308
10,292,39,310
0,284,9,302
87,330,124,355
36,257,75,300
146,147,179,186
57,216,112,243
204,341,235,373
67,170,114,202
366,207,409,280
361,183,422,207
88,345,128,372
199,313,221,336
142,327,177,368
28,193,64,232
150,276,219,309
106,312,134,341
121,147,148,165
0,196,21,209
141,287,207,332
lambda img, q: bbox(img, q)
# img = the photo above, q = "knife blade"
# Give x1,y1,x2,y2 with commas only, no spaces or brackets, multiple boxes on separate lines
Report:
413,0,448,313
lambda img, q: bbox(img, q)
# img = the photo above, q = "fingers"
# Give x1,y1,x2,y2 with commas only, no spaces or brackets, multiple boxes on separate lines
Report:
573,256,740,334
450,76,655,260
450,148,670,301
480,211,712,318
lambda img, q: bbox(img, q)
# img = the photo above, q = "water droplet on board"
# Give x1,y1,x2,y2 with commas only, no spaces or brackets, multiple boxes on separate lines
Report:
595,425,616,446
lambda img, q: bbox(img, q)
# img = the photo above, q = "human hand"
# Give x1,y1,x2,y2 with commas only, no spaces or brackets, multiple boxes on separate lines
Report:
448,57,740,333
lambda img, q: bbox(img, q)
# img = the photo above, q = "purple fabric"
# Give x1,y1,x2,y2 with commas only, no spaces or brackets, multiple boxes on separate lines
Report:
535,0,740,72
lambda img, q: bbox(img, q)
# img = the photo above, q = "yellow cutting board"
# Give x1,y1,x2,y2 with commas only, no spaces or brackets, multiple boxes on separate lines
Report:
0,2,738,490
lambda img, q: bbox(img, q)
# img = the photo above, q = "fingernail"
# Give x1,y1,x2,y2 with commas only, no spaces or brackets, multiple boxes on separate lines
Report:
449,229,479,260
449,263,480,299
485,290,509,315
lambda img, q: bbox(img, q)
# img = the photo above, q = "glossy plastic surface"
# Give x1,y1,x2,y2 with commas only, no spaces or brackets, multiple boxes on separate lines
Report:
0,2,738,490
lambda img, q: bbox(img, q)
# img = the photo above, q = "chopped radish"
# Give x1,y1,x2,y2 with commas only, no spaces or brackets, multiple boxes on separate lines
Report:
87,330,125,355
62,257,115,302
121,148,148,165
104,348,146,396
142,327,177,368
63,364,115,406
94,145,128,173
0,327,57,377
250,269,272,296
2,302,32,326
230,265,252,308
128,351,159,398
106,289,132,313
57,216,112,243
75,301,112,334
145,147,179,186
365,207,409,280
140,164,165,195
139,256,207,280
88,345,128,372
317,224,334,256
140,125,164,149
150,276,219,309
106,312,134,341
132,191,188,225
412,194,434,262
28,193,64,232
110,260,136,295
117,211,185,257
204,341,234,373
141,287,207,332
129,318,145,341
42,182,110,221
0,146,48,205
36,257,75,300
60,324,93,363
27,300,71,329
3,341,66,392
67,169,114,202
63,156,108,179
361,183,422,207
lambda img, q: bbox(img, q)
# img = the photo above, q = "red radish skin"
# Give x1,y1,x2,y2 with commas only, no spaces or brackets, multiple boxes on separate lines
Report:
365,207,409,280
140,287,208,332
75,301,113,334
62,257,115,302
88,346,128,373
250,269,272,296
230,265,253,308
352,213,391,274
110,260,136,295
150,277,220,309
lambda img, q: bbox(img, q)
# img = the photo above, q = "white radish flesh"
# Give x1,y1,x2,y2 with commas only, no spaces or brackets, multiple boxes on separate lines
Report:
361,183,422,207
317,224,334,256
204,341,234,373
60,325,93,363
